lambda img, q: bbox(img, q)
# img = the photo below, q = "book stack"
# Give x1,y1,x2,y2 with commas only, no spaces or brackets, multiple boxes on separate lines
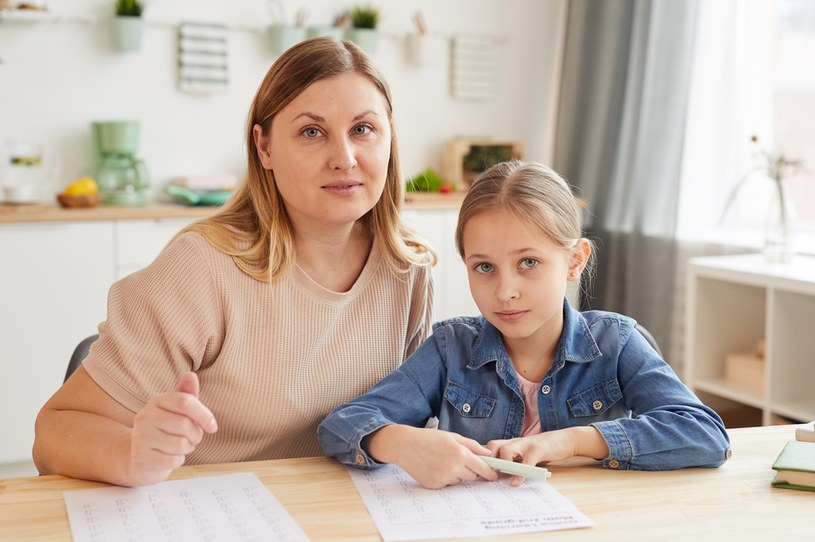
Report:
771,422,815,492
795,423,815,443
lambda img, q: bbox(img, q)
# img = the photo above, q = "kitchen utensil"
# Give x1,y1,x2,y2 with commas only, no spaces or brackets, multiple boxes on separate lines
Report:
165,184,232,206
91,121,150,206
1,140,60,204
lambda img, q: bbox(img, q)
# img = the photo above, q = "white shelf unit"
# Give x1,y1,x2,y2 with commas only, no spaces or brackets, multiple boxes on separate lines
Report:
685,254,815,426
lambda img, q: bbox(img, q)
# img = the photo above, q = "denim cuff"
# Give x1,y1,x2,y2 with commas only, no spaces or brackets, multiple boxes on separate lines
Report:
346,419,392,468
592,420,633,469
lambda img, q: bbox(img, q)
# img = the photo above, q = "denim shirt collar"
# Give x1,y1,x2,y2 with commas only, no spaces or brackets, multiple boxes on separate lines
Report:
468,299,602,375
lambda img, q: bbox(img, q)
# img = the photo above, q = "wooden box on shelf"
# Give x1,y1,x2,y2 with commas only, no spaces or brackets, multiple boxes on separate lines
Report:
441,139,524,192
725,352,765,394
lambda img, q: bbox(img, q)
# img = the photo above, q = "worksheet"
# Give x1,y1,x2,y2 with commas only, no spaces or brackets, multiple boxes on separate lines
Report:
63,473,308,542
347,465,593,541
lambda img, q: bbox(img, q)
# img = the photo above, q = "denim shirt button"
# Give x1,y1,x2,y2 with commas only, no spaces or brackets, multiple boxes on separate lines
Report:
725,448,732,460
541,385,551,395
354,452,366,465
462,403,471,413
592,400,603,411
608,459,620,469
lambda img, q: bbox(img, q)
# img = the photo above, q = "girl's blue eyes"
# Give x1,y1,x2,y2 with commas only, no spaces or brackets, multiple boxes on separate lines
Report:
474,259,539,273
301,124,372,138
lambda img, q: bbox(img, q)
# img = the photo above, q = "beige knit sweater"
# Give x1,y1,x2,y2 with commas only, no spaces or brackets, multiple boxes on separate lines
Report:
83,232,434,464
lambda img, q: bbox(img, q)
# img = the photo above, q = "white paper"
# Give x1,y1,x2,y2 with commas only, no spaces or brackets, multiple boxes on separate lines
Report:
347,465,593,541
63,472,309,542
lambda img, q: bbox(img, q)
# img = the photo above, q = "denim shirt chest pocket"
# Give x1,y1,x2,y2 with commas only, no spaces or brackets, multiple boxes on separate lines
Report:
566,378,623,419
444,380,496,418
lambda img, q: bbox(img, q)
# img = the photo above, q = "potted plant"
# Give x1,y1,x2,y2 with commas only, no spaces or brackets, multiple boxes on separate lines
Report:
345,5,380,54
267,6,308,57
306,11,346,41
111,0,145,52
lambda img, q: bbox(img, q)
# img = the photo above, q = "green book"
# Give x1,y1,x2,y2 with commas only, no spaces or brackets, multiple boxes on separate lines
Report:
771,440,815,492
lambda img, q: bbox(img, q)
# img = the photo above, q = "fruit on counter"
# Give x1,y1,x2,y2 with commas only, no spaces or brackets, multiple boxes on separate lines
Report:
63,177,99,196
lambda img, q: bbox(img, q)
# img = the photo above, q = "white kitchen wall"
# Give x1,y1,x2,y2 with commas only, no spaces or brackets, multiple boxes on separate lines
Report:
0,0,565,198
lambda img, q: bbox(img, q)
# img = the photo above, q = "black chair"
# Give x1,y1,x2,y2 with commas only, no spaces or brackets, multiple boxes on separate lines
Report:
635,324,662,358
65,334,98,383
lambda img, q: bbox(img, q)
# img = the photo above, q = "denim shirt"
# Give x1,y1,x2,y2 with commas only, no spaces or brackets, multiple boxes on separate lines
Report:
318,300,731,471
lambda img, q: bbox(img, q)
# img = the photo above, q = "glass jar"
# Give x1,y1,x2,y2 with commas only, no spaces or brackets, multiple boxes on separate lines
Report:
763,178,795,263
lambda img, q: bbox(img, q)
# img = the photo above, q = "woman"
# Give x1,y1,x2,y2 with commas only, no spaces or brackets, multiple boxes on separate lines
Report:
33,38,435,487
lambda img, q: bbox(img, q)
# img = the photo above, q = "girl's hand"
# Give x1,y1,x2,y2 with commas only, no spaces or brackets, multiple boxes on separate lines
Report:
486,427,609,486
128,372,218,486
366,425,499,489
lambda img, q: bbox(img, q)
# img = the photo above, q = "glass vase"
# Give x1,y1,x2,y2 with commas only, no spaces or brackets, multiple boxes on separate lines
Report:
763,178,795,263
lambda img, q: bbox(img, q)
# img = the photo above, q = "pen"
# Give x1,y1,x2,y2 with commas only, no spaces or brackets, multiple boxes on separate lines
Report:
480,456,552,480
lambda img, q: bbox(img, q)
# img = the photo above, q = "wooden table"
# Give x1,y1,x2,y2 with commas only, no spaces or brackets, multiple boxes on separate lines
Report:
0,425,811,540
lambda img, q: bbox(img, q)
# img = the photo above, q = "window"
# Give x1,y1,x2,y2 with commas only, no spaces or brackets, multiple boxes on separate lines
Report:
678,0,815,253
775,0,815,225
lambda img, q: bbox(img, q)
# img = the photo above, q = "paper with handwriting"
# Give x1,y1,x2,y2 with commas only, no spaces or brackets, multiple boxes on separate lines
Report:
347,465,593,540
63,472,308,542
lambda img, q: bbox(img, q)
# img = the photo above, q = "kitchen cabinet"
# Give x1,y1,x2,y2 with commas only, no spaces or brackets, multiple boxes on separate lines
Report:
114,218,198,279
0,204,475,466
0,216,198,466
0,221,114,464
403,208,479,321
684,254,815,426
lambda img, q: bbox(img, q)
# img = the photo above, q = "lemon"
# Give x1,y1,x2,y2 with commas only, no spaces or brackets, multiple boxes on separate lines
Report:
64,177,99,196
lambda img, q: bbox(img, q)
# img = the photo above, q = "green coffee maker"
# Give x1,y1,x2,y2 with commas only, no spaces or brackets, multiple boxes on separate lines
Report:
91,120,149,205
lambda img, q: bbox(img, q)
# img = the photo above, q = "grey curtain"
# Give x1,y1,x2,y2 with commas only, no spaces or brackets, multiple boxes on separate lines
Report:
553,0,700,361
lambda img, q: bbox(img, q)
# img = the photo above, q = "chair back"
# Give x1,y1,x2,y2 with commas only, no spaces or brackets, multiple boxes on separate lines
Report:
635,324,662,357
65,334,99,383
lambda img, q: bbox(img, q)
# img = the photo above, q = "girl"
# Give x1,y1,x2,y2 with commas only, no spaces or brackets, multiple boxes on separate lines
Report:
319,161,730,489
33,38,434,487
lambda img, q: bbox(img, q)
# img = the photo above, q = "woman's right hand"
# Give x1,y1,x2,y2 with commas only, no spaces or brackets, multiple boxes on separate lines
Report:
128,372,218,486
365,425,498,489
34,368,217,487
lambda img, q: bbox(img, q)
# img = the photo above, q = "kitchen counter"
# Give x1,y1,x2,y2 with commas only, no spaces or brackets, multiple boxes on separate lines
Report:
0,192,464,224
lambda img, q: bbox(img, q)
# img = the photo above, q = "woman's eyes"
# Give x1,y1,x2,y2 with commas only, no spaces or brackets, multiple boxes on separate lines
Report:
474,262,493,273
302,127,322,138
352,123,373,135
520,258,539,269
300,124,373,139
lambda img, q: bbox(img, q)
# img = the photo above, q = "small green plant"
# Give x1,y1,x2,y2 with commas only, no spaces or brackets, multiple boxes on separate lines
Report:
406,169,452,193
349,5,380,29
115,0,144,17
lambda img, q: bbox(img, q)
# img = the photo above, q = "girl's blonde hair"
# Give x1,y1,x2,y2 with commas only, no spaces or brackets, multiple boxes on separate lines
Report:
455,161,593,272
181,37,434,282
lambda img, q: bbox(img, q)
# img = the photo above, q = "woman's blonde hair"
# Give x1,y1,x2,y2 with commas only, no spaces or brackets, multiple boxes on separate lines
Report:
181,37,434,282
455,160,593,273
